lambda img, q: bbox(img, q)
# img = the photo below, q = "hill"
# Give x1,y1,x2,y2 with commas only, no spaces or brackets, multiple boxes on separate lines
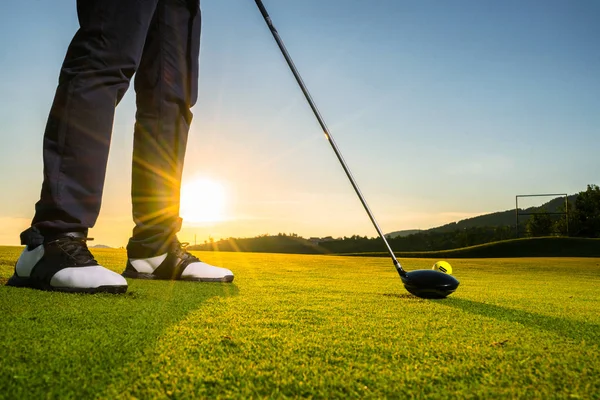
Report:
344,237,600,258
385,229,423,238
191,195,582,256
396,194,577,235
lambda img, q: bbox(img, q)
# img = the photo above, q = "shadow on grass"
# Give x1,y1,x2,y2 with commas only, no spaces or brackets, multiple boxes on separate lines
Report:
0,280,238,399
437,297,600,344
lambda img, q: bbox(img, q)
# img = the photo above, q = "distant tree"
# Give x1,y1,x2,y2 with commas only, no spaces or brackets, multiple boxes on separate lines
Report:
494,225,515,241
553,201,574,236
572,184,600,237
526,208,554,237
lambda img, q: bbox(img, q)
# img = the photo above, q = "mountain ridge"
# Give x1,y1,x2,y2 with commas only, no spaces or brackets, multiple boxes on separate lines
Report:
386,194,576,237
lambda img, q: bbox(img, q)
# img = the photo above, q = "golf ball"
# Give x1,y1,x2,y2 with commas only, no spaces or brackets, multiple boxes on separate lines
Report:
433,260,452,275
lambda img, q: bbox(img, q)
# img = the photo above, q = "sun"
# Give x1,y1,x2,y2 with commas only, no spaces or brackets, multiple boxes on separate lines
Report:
180,178,228,223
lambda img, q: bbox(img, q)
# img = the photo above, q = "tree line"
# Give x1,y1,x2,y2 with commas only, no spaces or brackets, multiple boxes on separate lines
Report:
525,184,600,238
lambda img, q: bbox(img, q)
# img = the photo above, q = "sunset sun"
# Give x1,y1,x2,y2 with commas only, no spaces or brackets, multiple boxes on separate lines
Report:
180,178,228,223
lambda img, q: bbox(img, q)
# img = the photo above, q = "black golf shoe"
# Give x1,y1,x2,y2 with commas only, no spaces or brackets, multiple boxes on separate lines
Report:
123,240,234,282
6,228,128,294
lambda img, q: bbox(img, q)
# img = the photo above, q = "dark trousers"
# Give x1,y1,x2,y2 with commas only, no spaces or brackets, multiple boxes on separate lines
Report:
30,0,201,257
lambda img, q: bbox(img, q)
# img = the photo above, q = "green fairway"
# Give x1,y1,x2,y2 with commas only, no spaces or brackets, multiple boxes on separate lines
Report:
1,247,599,399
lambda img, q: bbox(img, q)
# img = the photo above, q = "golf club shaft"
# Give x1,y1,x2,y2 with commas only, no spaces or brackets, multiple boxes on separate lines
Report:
254,0,406,277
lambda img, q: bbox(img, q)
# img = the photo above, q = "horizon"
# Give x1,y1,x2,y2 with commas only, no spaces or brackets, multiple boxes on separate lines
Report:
1,0,599,247
3,191,582,248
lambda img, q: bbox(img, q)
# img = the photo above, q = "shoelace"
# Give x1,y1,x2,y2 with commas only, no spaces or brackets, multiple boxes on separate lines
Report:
172,241,200,263
50,236,96,264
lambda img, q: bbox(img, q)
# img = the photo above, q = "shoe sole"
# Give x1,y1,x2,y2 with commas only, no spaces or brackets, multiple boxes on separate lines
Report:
6,274,128,294
122,270,234,283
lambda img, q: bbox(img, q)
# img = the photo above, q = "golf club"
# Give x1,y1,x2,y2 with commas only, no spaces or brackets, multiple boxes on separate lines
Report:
254,0,459,298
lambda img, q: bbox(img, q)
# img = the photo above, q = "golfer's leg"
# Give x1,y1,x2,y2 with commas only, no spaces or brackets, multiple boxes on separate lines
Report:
124,0,233,282
128,0,201,257
31,0,160,237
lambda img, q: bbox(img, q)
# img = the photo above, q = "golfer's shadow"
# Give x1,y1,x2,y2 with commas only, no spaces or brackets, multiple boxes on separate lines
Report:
3,278,239,398
439,297,599,344
97,281,239,396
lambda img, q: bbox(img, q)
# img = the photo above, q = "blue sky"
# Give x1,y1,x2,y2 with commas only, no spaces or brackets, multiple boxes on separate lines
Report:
0,0,598,246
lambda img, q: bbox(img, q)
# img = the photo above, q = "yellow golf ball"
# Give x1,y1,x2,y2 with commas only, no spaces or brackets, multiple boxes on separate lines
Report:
432,260,452,275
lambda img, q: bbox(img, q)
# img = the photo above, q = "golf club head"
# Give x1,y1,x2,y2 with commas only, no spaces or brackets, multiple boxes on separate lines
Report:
401,269,459,299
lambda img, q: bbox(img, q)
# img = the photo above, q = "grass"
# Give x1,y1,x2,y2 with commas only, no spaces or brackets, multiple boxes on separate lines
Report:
1,246,599,399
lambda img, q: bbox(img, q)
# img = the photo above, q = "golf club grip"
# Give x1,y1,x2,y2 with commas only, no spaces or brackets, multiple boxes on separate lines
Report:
253,0,405,276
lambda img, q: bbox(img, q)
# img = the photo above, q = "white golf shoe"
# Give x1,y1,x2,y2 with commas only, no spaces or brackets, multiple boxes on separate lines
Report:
123,240,234,282
7,229,128,294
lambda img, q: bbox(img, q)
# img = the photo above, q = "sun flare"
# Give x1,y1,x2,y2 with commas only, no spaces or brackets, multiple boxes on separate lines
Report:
180,178,228,224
